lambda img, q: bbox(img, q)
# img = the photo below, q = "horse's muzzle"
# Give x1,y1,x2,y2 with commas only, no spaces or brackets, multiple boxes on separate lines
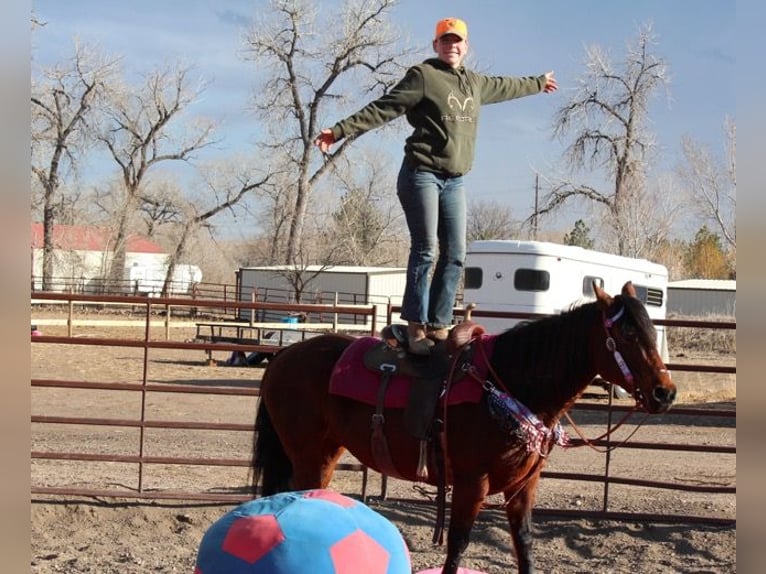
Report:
648,381,676,413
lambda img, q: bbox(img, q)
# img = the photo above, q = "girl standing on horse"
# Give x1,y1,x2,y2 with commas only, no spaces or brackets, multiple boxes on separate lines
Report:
315,17,557,354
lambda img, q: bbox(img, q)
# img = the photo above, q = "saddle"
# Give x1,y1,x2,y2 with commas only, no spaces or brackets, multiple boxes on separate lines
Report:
363,335,448,439
363,320,485,545
367,322,484,436
362,322,484,476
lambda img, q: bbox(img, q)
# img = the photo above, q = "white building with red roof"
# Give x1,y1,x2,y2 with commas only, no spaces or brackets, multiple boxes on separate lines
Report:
31,223,169,293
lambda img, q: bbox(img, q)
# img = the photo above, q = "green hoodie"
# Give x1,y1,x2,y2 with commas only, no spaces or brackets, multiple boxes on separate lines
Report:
330,58,546,176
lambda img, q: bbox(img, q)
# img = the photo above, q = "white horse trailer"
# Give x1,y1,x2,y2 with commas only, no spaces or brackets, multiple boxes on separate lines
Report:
462,240,669,361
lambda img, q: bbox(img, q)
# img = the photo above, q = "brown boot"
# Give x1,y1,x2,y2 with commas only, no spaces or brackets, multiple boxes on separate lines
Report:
427,325,450,341
407,322,434,355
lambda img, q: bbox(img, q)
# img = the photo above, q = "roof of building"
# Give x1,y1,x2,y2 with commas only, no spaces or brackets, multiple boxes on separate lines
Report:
467,240,668,274
668,279,736,291
30,223,165,254
240,265,406,275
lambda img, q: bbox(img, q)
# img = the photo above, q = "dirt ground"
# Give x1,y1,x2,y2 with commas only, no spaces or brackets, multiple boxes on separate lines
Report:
30,314,736,573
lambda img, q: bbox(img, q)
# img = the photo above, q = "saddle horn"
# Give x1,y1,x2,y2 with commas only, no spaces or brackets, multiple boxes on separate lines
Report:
464,302,477,322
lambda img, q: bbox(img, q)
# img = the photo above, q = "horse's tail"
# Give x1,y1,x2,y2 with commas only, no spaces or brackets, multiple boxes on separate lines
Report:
251,397,293,497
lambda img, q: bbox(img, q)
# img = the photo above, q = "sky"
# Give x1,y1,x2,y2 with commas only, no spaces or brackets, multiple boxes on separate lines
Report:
31,0,735,236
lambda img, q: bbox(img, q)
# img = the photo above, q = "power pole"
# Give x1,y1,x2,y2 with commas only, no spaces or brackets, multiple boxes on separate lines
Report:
532,173,539,240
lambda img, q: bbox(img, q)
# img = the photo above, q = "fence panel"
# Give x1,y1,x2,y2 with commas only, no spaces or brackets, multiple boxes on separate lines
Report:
31,293,735,525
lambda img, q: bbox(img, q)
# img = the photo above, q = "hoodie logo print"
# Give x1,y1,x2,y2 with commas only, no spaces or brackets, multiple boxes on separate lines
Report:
443,90,474,122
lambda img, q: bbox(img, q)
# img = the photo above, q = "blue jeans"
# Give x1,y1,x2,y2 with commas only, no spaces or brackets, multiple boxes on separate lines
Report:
397,161,466,328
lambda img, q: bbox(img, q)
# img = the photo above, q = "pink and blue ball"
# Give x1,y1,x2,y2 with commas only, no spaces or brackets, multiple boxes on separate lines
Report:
195,489,410,574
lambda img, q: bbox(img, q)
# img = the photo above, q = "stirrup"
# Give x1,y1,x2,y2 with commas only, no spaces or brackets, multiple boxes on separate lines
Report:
387,323,409,347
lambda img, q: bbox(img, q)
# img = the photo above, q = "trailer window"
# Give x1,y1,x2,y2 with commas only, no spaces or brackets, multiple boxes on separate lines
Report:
582,276,604,297
633,284,664,307
464,267,483,289
514,269,549,291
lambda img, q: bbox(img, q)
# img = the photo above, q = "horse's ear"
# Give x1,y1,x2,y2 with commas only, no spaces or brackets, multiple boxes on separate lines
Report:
622,281,637,298
593,281,612,309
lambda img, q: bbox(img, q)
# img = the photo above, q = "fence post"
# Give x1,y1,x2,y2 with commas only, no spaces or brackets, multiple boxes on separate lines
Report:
138,299,152,493
333,292,338,332
67,298,74,337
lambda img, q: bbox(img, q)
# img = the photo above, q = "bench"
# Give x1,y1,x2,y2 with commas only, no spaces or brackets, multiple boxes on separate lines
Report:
194,321,341,365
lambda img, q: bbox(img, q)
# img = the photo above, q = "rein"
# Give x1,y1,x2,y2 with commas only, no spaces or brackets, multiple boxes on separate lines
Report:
564,408,649,453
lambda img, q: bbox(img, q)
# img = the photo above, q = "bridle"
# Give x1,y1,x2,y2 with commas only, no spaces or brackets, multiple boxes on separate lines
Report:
564,302,656,452
602,304,643,406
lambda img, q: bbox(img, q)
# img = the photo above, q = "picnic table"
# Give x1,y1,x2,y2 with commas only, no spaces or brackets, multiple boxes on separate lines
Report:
193,320,372,366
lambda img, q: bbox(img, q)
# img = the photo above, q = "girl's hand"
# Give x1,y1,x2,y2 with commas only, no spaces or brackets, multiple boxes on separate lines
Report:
543,71,558,93
314,129,336,153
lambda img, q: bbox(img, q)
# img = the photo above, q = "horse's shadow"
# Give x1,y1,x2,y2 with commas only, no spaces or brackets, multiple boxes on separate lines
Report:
363,498,434,524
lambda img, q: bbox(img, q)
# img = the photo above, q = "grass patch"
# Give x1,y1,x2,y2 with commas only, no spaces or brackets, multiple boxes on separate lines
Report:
666,314,736,355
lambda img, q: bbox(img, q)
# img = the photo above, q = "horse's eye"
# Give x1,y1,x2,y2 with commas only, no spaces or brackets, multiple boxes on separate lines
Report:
621,323,638,341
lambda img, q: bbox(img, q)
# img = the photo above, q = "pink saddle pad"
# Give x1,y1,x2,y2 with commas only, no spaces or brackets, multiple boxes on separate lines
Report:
329,335,496,408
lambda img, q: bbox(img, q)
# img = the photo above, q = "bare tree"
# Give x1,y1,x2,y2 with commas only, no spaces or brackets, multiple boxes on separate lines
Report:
678,117,736,252
241,0,415,263
250,158,302,264
323,152,406,266
467,199,518,242
31,41,119,289
98,65,216,288
599,173,680,261
157,163,274,296
275,261,333,304
535,23,669,256
138,179,185,237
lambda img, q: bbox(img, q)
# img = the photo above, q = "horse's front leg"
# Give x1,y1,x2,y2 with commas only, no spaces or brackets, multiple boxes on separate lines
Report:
442,475,489,574
503,472,542,574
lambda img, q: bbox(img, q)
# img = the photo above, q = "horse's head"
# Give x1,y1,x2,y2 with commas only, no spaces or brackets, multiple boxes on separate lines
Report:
593,281,676,413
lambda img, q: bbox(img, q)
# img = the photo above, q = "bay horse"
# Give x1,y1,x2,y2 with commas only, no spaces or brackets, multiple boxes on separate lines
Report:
250,282,676,574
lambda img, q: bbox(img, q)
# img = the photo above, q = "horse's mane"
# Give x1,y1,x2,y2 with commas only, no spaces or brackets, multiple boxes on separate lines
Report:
619,293,659,350
489,293,655,410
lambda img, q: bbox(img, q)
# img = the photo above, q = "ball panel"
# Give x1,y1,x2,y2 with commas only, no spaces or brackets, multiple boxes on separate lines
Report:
222,515,285,564
331,529,390,574
331,499,411,571
301,489,356,508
